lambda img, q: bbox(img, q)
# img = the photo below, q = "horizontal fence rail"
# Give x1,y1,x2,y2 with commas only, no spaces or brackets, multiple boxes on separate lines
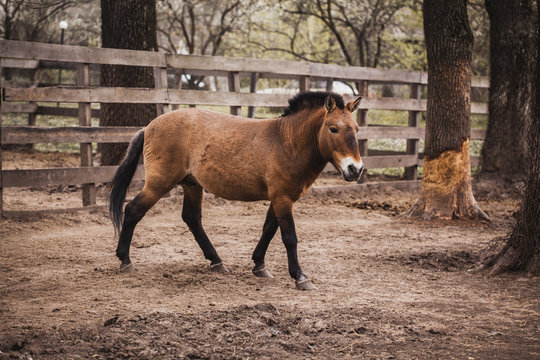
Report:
0,39,489,215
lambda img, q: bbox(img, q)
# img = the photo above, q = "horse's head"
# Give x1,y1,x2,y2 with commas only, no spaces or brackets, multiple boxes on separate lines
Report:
318,95,364,182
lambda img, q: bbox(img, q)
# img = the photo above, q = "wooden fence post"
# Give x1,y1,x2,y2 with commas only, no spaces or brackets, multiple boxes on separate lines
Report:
77,63,96,206
27,64,39,127
154,66,168,115
325,78,334,92
299,75,310,93
357,80,369,183
405,83,421,180
228,71,240,116
247,72,259,118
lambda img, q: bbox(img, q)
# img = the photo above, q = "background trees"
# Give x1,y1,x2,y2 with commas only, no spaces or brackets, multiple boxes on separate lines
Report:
480,0,538,183
156,0,252,90
406,0,488,220
483,1,539,275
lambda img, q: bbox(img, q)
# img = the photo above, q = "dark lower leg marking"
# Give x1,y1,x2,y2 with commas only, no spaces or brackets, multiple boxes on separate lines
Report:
252,205,278,276
182,186,223,267
116,190,161,267
276,212,316,290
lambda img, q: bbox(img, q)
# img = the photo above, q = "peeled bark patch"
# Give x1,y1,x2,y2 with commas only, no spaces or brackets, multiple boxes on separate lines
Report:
407,139,490,221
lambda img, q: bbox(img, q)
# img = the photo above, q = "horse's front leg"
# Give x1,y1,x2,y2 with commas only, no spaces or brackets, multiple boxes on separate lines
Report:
252,205,278,278
272,199,317,290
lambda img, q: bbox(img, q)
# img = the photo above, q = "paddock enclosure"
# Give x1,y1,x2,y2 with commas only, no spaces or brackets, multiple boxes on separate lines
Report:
1,41,538,359
0,39,489,215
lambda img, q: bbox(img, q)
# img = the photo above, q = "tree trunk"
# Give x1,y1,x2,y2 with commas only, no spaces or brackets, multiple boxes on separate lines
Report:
484,3,540,275
480,0,537,183
407,0,488,220
99,0,158,166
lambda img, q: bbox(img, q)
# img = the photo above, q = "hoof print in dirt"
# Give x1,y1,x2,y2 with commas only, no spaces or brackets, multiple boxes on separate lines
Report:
210,263,229,274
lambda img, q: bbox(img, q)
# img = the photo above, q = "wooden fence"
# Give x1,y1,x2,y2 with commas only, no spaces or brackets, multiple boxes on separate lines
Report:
0,39,488,215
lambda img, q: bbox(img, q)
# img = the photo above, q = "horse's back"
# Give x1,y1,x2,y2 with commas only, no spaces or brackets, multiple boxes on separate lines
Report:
143,108,280,201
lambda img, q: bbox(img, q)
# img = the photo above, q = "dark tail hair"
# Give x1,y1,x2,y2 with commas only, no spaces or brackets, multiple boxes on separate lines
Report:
109,129,145,234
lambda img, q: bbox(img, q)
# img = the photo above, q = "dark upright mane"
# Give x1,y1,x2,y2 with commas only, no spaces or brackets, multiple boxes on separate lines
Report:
281,91,345,117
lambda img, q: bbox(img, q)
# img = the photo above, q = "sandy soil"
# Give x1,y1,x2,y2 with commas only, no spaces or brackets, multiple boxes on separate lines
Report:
0,150,539,359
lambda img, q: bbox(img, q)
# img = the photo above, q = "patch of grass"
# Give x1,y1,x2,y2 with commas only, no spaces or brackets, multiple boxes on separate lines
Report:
471,114,488,129
470,140,483,157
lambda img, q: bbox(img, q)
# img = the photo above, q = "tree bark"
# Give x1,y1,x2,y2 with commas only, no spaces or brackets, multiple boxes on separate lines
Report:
484,3,540,275
407,0,488,220
99,0,158,166
480,0,537,183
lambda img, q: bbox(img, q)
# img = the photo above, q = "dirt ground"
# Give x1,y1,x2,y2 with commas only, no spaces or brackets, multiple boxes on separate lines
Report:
1,150,539,359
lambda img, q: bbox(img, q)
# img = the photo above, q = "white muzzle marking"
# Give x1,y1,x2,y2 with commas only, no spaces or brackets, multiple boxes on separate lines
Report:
339,157,364,181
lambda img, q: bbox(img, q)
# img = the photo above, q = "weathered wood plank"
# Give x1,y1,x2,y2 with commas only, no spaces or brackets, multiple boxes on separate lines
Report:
471,129,486,140
0,40,489,89
299,75,310,92
167,89,290,107
471,76,489,88
228,71,241,115
0,58,39,69
3,125,480,145
471,156,482,167
356,80,369,184
0,39,165,67
166,52,311,76
358,126,423,140
471,102,488,114
357,127,485,140
310,63,425,84
363,155,418,169
247,72,259,118
2,126,140,144
405,83,421,180
5,87,169,104
2,165,145,188
5,87,489,113
77,63,96,206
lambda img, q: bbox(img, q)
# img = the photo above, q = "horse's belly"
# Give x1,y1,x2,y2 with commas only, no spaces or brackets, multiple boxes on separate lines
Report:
192,171,269,201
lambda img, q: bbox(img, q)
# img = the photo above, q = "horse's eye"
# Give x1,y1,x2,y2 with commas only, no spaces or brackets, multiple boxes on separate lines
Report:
329,127,338,134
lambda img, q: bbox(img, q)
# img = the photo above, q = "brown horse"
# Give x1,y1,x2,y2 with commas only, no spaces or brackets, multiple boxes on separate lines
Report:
110,92,364,290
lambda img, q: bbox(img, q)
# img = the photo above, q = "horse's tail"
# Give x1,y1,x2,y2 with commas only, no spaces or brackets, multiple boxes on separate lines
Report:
109,128,145,234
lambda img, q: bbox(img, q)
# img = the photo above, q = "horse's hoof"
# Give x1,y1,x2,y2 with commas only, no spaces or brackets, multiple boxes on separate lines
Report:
210,262,229,274
252,267,275,279
295,278,317,290
119,263,135,273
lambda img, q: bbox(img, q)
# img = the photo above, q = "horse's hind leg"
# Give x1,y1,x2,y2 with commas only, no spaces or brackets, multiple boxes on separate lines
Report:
252,205,278,278
116,186,168,271
181,184,228,273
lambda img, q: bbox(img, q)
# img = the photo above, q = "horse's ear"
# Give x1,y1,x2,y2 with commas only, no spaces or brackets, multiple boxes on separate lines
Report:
346,96,362,113
324,95,336,113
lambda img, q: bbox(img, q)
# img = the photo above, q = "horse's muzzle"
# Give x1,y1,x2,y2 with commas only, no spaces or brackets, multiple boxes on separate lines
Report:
341,159,364,182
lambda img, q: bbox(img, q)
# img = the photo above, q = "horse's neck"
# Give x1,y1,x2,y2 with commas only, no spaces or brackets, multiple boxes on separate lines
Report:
278,109,326,170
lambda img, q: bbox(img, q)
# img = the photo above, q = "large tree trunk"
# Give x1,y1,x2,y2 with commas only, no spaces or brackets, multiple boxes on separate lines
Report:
99,0,158,166
484,3,540,275
407,0,488,220
480,0,537,183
